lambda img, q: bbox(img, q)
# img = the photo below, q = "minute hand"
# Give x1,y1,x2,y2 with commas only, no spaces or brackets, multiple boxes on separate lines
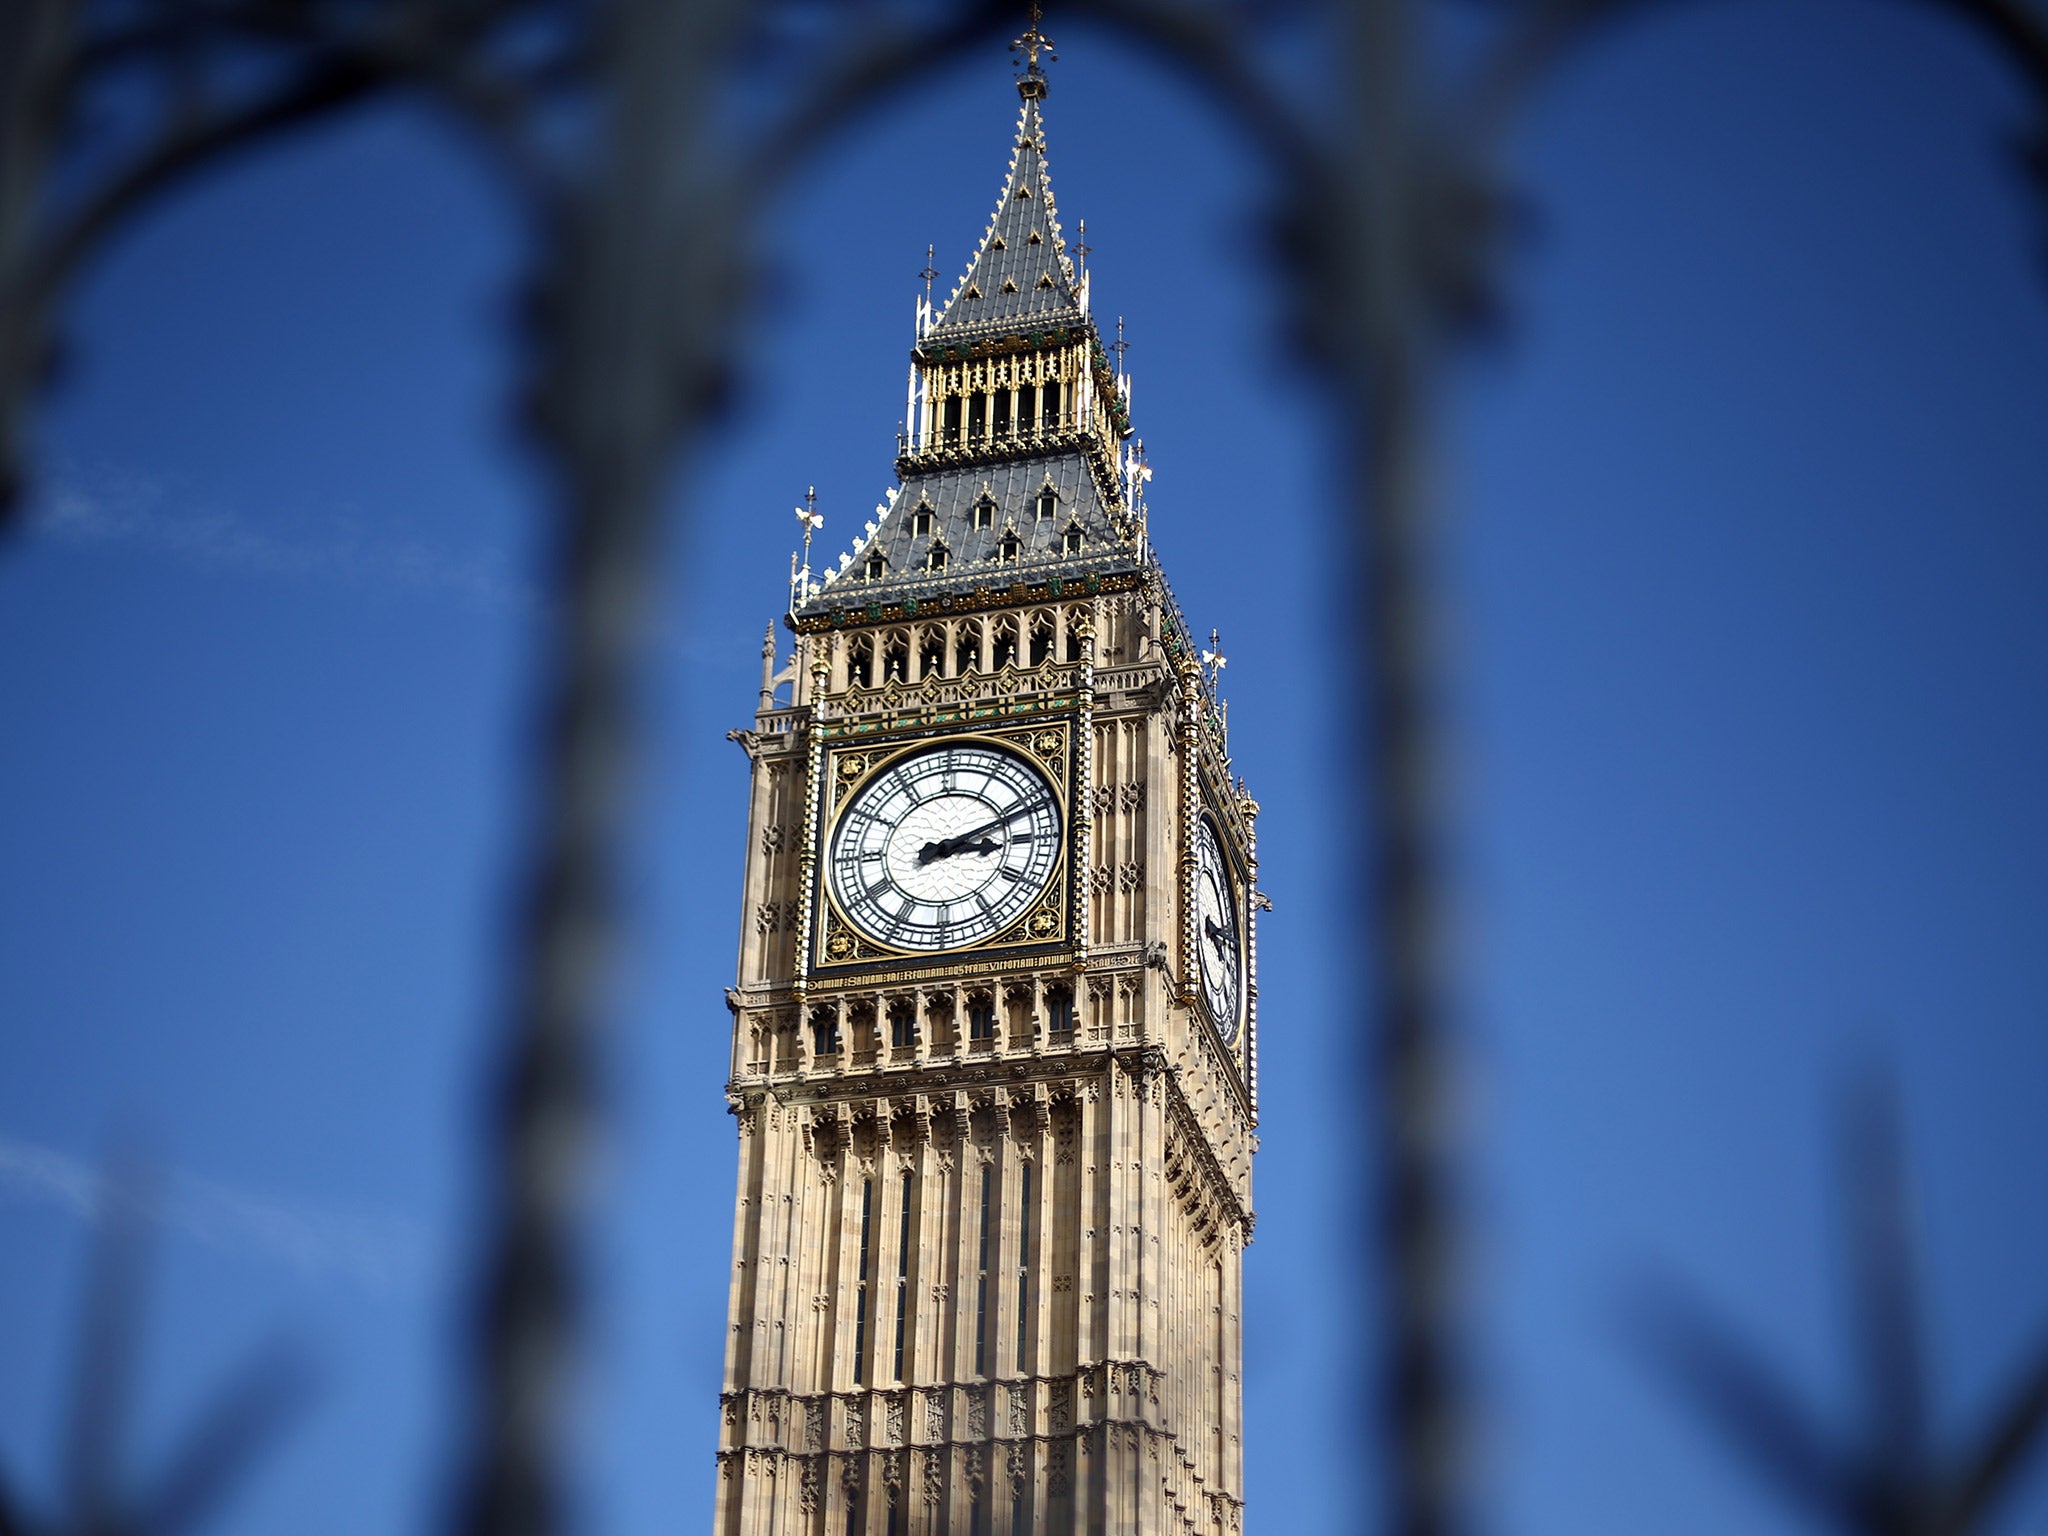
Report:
918,801,1047,864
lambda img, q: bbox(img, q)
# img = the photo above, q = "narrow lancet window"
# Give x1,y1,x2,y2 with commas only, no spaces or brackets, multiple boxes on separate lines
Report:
1016,1161,1032,1368
894,1169,913,1381
853,1176,874,1384
975,1162,992,1375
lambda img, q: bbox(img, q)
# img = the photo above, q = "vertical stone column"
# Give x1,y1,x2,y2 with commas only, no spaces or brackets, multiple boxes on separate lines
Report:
1224,1225,1244,1505
738,751,776,988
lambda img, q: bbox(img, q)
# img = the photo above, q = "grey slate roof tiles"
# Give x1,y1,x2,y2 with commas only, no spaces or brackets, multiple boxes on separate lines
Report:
801,450,1138,618
926,96,1084,340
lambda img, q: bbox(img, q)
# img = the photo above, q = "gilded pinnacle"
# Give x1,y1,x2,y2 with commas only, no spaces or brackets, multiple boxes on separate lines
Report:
1012,1,1054,99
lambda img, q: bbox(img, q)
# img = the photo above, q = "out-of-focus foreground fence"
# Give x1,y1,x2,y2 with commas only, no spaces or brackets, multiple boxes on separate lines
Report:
4,3,2048,1535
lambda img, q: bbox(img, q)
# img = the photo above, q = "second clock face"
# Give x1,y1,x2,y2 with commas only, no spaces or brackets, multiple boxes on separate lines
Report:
828,742,1063,952
1194,815,1244,1042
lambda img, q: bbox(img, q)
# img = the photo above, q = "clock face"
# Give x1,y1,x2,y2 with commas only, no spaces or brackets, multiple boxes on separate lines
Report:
828,741,1063,952
1193,815,1243,1042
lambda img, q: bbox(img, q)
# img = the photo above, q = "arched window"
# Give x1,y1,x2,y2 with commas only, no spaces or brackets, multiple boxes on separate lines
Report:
1029,619,1052,667
1046,987,1074,1032
889,1002,917,1048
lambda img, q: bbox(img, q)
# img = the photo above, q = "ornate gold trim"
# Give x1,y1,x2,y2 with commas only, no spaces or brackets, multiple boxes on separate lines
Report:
811,721,1076,972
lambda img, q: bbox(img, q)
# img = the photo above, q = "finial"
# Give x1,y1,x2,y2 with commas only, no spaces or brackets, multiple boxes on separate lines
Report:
791,487,824,605
1074,218,1091,269
1012,2,1055,100
1201,629,1229,689
1111,315,1129,369
919,243,938,301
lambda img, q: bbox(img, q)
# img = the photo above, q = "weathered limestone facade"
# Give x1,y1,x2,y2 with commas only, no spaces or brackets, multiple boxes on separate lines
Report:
714,45,1260,1536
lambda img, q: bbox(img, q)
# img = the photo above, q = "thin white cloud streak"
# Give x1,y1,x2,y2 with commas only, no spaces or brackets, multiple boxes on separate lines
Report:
0,1134,442,1299
29,465,547,621
27,465,716,659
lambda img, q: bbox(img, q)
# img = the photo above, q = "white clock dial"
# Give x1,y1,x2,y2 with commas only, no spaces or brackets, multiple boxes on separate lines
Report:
828,742,1062,952
1193,815,1243,1041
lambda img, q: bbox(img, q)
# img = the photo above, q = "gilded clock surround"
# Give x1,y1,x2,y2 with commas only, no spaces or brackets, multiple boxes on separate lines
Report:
813,723,1076,971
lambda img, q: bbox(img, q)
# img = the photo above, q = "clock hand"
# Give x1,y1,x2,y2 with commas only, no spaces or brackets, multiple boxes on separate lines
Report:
917,800,1049,864
1204,917,1230,953
932,837,1002,861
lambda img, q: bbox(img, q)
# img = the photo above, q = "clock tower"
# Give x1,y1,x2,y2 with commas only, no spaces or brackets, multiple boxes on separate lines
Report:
716,36,1261,1536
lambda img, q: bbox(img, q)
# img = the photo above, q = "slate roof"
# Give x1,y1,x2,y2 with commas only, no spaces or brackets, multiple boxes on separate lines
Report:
923,94,1085,343
800,447,1140,618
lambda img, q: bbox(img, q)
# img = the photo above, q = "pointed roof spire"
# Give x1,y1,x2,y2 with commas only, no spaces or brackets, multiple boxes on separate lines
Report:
924,88,1084,339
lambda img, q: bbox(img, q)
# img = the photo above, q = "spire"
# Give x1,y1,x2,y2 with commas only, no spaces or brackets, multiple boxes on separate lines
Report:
924,84,1084,341
794,27,1144,625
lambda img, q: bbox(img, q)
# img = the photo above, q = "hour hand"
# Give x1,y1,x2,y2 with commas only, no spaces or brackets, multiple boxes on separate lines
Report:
1203,917,1230,953
919,835,1001,864
917,801,1045,864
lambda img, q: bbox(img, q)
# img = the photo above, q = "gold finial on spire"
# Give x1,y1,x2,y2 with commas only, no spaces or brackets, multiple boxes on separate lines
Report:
1012,1,1055,99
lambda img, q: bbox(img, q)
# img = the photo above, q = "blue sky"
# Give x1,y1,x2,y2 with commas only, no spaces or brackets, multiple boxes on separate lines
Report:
4,3,2048,1533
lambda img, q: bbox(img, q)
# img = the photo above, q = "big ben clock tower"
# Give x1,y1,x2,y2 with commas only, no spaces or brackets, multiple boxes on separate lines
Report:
716,27,1261,1536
